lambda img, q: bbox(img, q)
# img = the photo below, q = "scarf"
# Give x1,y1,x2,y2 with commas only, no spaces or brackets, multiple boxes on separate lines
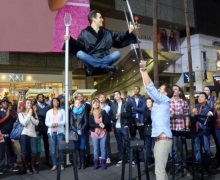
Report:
73,105,85,115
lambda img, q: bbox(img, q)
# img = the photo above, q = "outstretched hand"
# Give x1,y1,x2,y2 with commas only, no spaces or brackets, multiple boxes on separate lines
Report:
129,21,140,34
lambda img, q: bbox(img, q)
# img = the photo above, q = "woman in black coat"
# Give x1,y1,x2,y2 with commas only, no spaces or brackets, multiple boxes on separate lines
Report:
70,99,88,170
143,98,154,164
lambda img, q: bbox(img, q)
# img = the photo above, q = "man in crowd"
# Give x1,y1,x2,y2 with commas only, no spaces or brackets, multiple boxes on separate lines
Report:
139,60,173,180
99,94,111,164
76,93,91,165
110,91,134,166
170,85,190,176
36,94,51,164
0,99,18,175
129,86,146,140
192,92,212,174
57,94,65,109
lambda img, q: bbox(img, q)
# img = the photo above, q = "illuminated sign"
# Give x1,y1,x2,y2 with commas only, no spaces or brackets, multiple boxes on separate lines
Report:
9,74,25,82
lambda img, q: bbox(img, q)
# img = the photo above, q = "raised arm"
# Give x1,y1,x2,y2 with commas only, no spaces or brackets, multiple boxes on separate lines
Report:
139,60,152,86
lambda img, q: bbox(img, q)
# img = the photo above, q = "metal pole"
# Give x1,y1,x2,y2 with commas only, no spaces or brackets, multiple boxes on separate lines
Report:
65,25,69,143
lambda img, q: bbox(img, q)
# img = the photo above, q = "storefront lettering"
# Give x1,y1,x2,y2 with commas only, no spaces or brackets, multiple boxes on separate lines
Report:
9,74,24,81
212,41,220,47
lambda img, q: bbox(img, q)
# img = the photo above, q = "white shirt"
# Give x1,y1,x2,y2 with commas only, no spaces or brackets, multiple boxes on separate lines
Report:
115,101,122,128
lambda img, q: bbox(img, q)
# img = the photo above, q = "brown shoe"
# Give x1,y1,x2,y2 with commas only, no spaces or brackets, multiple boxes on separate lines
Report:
51,166,57,171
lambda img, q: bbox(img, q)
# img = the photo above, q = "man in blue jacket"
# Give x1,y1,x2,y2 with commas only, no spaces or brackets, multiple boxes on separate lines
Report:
128,86,146,140
192,92,212,174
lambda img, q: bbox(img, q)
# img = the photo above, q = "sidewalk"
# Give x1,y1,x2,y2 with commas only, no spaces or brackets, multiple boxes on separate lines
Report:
1,157,220,180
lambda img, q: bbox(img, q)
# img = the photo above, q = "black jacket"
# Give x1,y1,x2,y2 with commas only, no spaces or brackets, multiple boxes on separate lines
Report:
110,100,132,127
63,26,137,58
70,110,88,132
89,110,110,132
143,107,152,125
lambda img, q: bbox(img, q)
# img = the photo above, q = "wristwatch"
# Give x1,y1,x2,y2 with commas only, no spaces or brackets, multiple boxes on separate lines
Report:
140,68,146,72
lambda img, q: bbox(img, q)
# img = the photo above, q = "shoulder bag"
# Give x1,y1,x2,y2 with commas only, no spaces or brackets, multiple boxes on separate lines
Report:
10,114,24,140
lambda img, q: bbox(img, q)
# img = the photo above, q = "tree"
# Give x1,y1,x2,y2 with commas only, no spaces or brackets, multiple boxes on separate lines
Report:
153,0,159,88
184,0,195,108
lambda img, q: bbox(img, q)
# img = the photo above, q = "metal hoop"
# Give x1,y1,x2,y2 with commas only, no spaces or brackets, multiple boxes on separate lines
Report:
123,0,144,62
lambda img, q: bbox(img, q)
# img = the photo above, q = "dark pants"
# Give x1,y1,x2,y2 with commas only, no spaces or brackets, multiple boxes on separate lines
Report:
0,136,14,170
74,133,86,150
194,131,211,171
20,135,37,156
42,129,50,159
85,130,90,156
214,128,220,162
130,125,144,140
145,136,154,158
106,132,111,159
114,127,129,160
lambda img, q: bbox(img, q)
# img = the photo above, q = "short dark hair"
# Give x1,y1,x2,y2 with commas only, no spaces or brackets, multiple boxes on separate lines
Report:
36,93,44,100
199,92,208,100
134,86,140,91
88,10,100,24
113,90,121,95
51,98,60,108
163,83,173,98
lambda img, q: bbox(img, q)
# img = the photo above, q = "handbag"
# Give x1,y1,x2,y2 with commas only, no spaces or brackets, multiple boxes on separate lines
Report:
11,139,21,154
144,124,152,136
10,119,24,140
69,130,78,141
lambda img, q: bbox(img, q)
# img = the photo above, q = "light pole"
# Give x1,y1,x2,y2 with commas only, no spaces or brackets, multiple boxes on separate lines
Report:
64,12,72,165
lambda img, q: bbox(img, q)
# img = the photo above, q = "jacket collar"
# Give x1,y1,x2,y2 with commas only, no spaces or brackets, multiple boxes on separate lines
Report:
86,26,104,46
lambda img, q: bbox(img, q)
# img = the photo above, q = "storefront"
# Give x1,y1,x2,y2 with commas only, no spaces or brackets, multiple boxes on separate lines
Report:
0,72,72,101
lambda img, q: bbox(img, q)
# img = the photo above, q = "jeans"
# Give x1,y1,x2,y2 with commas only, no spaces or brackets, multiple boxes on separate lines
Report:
74,132,86,150
48,132,65,166
214,128,220,162
145,136,154,158
0,136,14,170
91,135,107,160
114,127,130,160
194,130,211,170
172,135,187,169
20,135,37,156
76,50,121,68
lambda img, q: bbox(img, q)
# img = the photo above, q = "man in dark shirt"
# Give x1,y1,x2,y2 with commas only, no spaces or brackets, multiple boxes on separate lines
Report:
36,94,51,163
64,9,137,75
0,99,18,174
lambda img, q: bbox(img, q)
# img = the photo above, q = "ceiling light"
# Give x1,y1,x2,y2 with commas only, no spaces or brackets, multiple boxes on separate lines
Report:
166,62,169,65
121,69,124,72
133,59,135,62
133,70,136,73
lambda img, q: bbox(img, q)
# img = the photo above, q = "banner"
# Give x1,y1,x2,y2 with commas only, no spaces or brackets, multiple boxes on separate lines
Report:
202,51,208,80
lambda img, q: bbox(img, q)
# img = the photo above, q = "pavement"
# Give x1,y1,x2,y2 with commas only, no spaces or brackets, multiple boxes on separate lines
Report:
1,132,220,180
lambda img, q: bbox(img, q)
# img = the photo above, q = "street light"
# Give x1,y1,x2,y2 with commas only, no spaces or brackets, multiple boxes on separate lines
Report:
64,12,72,165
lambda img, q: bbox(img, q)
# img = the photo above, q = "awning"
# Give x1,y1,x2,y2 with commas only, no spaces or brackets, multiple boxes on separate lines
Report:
72,89,97,97
25,89,52,98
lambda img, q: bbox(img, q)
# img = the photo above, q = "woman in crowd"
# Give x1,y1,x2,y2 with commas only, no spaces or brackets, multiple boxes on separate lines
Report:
70,99,88,170
143,98,154,165
19,99,39,174
89,98,110,170
45,98,66,171
214,97,220,168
